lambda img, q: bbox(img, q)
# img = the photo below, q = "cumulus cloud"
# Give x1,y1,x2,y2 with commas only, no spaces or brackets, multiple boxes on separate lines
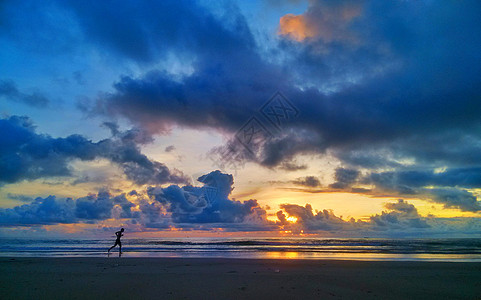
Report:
0,115,189,186
0,191,130,226
277,199,430,234
147,170,271,228
277,203,349,231
0,171,273,231
369,199,430,230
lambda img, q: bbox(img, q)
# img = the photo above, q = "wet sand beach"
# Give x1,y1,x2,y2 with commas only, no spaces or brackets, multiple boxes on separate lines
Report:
0,257,480,299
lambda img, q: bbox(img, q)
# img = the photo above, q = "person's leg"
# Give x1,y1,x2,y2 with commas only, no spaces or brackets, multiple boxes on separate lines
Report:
118,241,122,254
108,241,118,252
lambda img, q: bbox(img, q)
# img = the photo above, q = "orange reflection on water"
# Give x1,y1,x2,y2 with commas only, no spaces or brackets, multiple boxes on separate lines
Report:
265,251,300,259
257,251,481,262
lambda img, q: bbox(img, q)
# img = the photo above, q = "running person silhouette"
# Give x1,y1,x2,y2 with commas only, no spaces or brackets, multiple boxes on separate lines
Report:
108,228,124,255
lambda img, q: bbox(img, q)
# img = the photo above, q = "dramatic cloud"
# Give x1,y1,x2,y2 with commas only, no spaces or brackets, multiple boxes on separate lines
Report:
75,0,481,182
277,204,350,231
147,170,271,229
0,116,188,186
0,171,273,231
369,199,430,230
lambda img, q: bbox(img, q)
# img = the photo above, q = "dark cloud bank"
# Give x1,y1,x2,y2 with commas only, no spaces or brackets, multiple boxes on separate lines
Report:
75,0,481,168
2,1,481,170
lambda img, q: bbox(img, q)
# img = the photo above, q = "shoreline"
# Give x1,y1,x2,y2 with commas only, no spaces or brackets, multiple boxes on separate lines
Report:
1,257,480,299
1,254,481,262
1,252,481,262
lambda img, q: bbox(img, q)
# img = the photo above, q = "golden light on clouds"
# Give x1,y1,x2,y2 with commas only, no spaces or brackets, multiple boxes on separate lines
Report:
278,14,315,42
286,215,298,223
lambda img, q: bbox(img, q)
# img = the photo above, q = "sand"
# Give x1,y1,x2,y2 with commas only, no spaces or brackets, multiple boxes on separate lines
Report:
0,257,480,299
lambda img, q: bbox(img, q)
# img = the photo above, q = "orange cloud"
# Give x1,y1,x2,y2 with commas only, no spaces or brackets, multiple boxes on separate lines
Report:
279,2,363,44
278,14,316,42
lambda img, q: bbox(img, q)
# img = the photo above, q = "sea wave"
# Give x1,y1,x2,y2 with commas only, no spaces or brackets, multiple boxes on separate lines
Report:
1,238,481,261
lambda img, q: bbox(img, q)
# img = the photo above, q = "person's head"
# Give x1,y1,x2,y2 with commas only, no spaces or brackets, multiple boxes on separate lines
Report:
121,228,124,232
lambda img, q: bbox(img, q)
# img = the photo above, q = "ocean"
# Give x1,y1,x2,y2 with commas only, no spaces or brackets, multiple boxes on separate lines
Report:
1,237,481,261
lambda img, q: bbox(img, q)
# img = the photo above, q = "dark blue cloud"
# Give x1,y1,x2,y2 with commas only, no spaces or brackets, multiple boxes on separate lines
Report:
59,0,256,64
147,170,270,227
329,168,360,189
75,191,115,220
0,79,49,107
363,168,481,212
6,193,35,203
368,168,481,189
0,196,76,226
369,199,429,229
0,115,189,185
0,191,133,226
428,188,481,213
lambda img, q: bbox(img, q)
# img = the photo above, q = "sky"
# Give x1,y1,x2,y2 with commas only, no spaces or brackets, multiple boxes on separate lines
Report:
1,0,481,238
